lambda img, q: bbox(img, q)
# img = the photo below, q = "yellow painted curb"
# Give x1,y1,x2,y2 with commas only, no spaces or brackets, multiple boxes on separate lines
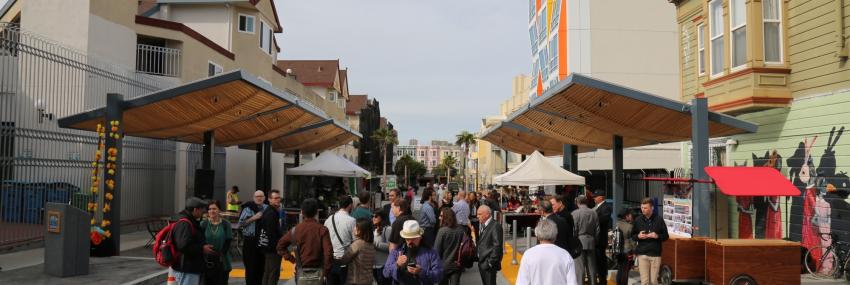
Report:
229,255,295,280
501,243,522,285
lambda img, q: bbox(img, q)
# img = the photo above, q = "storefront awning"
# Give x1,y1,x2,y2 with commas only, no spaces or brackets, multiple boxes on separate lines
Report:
57,70,328,147
240,119,361,154
705,166,799,196
483,73,757,151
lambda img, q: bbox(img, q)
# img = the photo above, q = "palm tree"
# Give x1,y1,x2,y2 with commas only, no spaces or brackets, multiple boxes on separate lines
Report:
441,155,458,185
395,154,415,185
371,127,398,192
455,131,476,191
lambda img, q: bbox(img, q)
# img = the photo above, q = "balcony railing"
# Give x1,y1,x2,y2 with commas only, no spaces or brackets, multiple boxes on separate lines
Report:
136,44,181,77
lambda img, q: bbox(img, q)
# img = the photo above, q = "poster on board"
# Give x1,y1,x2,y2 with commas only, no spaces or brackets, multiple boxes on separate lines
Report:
663,183,693,237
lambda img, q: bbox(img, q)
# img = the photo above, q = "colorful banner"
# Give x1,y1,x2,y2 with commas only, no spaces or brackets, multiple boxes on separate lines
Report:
663,183,693,237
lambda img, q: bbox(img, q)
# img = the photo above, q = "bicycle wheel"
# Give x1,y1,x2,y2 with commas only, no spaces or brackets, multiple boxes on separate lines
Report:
805,246,837,279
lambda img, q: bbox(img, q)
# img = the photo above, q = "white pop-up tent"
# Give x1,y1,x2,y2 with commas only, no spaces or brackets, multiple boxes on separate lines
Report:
494,150,585,186
287,151,370,178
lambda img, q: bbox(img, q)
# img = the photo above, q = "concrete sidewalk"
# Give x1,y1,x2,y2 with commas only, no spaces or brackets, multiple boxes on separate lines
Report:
0,230,167,285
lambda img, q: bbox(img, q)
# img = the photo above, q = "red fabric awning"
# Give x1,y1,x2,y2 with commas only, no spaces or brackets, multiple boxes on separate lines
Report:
704,166,799,196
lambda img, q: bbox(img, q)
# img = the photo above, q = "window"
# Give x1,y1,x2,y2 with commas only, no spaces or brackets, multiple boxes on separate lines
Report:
538,6,547,42
529,0,535,20
238,14,255,33
730,0,747,69
530,25,537,54
709,0,724,77
540,46,549,77
329,91,337,102
420,151,425,157
698,24,706,75
259,21,272,55
207,61,223,77
432,151,436,156
763,0,782,64
531,58,539,85
549,34,558,73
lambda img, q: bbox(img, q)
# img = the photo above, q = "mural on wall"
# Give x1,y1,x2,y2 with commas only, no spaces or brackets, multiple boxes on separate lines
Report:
736,151,784,240
738,126,850,272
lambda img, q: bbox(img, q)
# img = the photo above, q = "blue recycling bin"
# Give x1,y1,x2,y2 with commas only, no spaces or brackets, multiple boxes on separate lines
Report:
45,182,78,204
23,182,47,224
1,181,26,223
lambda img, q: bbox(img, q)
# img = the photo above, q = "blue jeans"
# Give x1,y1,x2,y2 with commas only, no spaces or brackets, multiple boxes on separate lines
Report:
170,268,200,285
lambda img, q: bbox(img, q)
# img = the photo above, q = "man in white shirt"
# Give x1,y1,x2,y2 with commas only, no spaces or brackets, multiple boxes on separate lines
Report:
516,219,578,285
323,195,355,285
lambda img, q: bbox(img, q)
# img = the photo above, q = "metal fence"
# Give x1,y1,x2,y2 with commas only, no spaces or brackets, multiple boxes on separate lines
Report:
0,22,178,248
135,44,181,77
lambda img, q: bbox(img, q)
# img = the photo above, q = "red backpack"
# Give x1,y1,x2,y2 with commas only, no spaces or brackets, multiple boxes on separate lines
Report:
455,233,477,268
153,218,195,267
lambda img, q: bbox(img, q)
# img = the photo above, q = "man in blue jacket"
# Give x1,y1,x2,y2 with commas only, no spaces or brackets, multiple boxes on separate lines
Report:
383,220,443,284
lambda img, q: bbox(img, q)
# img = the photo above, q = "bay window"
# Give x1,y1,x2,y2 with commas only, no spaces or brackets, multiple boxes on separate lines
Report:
730,0,747,69
763,0,783,64
709,0,724,77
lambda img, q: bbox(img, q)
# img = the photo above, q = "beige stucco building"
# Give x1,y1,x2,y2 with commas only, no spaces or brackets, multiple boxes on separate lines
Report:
0,0,357,211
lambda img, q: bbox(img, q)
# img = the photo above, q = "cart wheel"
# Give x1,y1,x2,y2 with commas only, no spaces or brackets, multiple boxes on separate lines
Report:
729,274,757,285
659,265,672,285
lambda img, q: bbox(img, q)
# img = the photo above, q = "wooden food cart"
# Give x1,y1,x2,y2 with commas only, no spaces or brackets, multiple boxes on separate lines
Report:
705,239,800,285
660,235,707,283
653,167,803,285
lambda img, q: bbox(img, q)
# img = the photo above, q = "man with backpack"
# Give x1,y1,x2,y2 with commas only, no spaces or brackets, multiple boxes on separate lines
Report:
259,190,285,285
239,190,268,285
276,198,332,285
169,197,215,285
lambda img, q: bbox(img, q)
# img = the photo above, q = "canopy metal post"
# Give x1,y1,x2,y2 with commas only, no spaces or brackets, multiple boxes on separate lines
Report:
256,142,265,194
263,141,272,192
202,131,214,169
102,93,124,256
294,150,301,166
562,144,578,173
504,150,509,172
613,136,623,219
691,98,710,237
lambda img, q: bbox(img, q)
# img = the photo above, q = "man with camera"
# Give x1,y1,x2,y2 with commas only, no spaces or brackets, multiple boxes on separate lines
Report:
382,220,443,284
631,198,669,285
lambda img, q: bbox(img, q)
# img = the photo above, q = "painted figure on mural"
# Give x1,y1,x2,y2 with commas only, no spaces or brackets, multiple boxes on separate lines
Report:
736,195,754,239
752,151,783,239
787,136,823,269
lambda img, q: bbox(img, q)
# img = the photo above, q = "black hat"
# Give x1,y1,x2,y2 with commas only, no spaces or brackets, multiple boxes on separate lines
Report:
592,190,606,197
186,197,207,210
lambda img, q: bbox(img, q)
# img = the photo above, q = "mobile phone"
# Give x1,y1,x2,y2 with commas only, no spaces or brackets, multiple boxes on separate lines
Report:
407,260,416,268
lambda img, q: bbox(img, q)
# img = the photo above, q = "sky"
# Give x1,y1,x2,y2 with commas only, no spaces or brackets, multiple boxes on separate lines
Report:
275,0,530,144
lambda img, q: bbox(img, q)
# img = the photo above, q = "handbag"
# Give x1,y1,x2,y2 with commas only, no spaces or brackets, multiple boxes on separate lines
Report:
292,226,324,284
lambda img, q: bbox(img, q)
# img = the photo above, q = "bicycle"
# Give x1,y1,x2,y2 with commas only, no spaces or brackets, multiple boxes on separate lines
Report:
805,233,850,280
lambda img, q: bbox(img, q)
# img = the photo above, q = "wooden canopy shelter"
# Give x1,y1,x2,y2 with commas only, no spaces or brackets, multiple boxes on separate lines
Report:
240,119,361,154
489,73,757,151
480,73,758,237
57,70,328,146
480,121,594,156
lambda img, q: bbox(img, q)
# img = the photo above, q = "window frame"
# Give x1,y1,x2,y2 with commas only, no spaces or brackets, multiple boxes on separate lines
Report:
698,24,706,76
207,61,223,77
259,20,273,55
729,0,748,71
549,33,558,75
238,14,255,34
708,0,725,78
550,0,560,29
762,0,784,65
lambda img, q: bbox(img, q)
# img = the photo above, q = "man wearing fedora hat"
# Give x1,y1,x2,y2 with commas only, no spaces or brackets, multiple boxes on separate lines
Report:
383,220,443,284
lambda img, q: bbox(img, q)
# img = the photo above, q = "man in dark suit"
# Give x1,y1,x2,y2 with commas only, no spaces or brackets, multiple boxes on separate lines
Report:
476,204,503,285
550,195,581,258
593,190,613,284
538,199,580,259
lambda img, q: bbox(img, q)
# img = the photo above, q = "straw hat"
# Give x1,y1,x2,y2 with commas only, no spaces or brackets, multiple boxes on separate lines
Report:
399,220,423,239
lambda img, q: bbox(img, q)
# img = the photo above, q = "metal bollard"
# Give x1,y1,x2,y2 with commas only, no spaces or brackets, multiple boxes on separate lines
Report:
525,226,531,250
511,219,518,265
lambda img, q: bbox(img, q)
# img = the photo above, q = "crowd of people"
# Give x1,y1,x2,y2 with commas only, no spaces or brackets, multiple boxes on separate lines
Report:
164,184,668,285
